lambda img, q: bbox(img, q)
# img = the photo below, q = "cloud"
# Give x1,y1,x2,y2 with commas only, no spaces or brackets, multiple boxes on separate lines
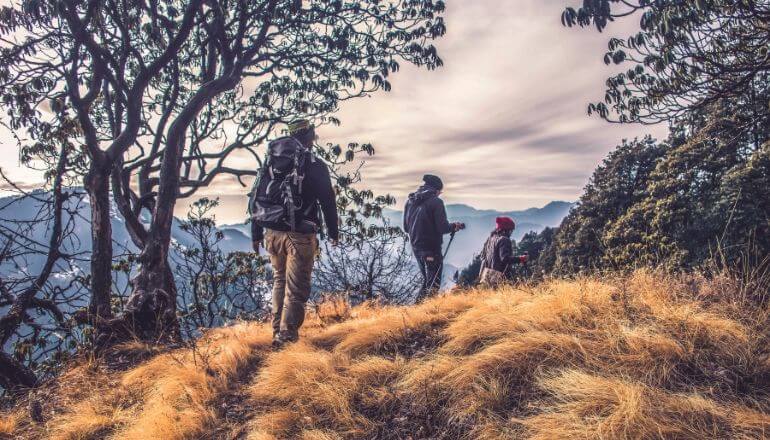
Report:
0,1,668,225
0,179,41,193
315,0,668,215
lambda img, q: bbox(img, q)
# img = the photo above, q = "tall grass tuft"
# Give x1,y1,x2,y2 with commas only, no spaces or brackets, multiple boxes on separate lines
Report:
4,270,770,439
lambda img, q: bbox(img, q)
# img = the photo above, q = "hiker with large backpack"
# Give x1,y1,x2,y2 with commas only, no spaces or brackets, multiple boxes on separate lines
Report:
403,174,465,301
250,119,339,348
478,216,528,287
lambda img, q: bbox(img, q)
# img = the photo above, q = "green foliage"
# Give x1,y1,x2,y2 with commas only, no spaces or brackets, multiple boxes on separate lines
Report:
550,136,666,274
552,1,770,275
455,254,482,288
546,94,770,274
604,102,770,270
563,0,769,124
516,227,558,278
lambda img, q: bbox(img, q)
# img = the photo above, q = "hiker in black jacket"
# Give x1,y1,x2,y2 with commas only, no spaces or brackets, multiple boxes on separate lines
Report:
404,174,465,300
478,216,528,286
251,119,339,348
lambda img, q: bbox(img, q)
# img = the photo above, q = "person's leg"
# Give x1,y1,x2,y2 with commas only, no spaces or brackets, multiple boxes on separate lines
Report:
424,254,443,297
415,252,429,301
279,232,318,342
266,231,288,339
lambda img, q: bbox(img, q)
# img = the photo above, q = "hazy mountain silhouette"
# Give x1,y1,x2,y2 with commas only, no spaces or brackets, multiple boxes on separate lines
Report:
0,191,570,290
382,201,574,267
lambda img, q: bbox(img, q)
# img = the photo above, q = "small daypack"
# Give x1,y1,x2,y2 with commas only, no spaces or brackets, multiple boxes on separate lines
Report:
249,136,318,233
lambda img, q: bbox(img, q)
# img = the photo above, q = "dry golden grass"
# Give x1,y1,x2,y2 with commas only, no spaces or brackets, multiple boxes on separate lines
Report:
246,271,770,439
5,322,272,440
0,414,17,438
4,270,770,439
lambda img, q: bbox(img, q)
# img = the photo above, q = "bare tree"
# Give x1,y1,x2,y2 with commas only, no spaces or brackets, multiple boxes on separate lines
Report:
314,229,421,305
0,141,88,393
0,0,446,342
172,198,270,339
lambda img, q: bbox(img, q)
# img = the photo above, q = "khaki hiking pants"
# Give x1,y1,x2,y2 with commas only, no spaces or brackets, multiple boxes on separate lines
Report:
265,230,318,342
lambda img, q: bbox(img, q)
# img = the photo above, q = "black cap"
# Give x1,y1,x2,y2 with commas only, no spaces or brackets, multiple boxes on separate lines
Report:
423,174,444,191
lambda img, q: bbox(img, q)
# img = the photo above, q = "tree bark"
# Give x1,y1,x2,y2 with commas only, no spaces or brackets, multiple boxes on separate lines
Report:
121,75,241,343
85,164,113,322
0,351,37,392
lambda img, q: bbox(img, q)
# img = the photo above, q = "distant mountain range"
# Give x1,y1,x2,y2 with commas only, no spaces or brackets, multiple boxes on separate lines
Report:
381,201,574,268
0,190,255,297
0,190,572,289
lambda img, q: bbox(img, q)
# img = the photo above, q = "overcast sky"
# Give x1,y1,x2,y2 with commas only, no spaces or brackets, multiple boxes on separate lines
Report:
0,1,667,224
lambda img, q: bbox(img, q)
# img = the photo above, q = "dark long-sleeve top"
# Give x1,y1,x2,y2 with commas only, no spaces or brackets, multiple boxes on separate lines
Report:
480,232,518,272
403,186,452,255
251,158,339,242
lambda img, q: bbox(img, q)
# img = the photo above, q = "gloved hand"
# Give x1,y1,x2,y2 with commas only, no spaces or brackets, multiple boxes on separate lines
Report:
451,222,466,232
518,254,528,264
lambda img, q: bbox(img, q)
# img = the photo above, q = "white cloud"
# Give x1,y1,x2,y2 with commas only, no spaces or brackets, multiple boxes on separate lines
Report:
318,0,668,213
0,1,669,224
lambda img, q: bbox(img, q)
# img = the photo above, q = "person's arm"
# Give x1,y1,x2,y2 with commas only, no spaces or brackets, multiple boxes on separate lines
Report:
315,162,340,242
251,220,263,252
498,238,514,266
432,199,453,235
403,200,411,234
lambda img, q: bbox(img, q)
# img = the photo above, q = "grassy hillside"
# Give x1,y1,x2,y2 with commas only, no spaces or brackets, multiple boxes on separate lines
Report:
2,271,770,439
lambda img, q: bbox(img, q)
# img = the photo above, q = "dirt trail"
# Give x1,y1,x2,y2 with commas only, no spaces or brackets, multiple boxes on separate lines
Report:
7,273,770,440
210,350,267,440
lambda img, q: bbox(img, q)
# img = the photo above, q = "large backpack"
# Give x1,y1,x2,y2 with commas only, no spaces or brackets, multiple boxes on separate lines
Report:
249,136,318,233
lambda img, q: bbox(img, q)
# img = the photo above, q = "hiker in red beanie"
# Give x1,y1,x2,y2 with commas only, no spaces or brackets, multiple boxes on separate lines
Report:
478,216,528,286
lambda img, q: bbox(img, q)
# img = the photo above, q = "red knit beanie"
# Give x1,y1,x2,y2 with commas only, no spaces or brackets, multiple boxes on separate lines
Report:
495,216,515,231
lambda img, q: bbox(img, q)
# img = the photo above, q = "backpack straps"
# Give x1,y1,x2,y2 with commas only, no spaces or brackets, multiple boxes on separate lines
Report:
282,180,296,232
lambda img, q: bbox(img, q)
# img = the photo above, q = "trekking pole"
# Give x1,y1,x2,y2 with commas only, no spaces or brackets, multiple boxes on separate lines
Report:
443,230,456,260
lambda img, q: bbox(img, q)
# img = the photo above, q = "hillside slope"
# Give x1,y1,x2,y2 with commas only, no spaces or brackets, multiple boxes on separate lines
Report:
2,272,770,439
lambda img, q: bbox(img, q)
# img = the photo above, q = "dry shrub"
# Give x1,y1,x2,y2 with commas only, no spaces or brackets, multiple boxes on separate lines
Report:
4,361,126,440
240,272,770,439
0,414,17,438
248,343,405,438
300,430,345,440
312,296,353,325
39,323,272,440
6,271,770,440
522,369,770,440
309,292,476,356
112,323,272,439
440,288,533,355
49,405,128,440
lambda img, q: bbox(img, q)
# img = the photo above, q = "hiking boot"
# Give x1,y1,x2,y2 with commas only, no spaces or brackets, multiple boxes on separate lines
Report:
272,336,297,351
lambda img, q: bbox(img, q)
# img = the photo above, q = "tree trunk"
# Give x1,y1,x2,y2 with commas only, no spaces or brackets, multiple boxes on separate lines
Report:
122,204,180,343
85,165,114,322
121,115,186,342
0,349,37,392
118,75,241,343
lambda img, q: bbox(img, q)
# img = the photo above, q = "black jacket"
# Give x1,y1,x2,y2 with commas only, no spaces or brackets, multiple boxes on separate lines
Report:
480,232,518,272
252,158,339,242
403,186,452,255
